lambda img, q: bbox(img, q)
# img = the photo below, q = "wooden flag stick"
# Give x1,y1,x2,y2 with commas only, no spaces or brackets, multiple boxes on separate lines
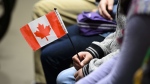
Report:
54,8,81,61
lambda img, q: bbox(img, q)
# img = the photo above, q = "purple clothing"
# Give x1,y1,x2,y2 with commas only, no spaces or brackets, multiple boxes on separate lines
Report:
77,12,116,36
77,12,116,24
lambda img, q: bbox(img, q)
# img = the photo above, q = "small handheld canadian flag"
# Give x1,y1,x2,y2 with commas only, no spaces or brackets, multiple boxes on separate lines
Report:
20,8,81,61
20,8,68,51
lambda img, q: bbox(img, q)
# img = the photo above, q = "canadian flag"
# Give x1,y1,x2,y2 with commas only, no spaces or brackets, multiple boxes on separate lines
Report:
20,10,67,51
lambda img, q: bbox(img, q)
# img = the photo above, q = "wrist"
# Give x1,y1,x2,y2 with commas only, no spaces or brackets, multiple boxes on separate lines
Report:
85,43,104,58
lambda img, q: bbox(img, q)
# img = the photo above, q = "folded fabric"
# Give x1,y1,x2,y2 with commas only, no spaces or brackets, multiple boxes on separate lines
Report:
77,11,116,36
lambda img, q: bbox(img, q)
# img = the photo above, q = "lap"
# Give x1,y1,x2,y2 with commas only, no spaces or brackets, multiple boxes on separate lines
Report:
56,67,76,84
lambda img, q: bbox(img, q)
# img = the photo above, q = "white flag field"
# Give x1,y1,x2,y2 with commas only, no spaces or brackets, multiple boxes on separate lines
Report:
20,9,68,51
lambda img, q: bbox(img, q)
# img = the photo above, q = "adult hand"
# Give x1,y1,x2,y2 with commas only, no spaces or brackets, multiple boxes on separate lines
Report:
72,51,93,70
74,68,84,81
98,0,114,20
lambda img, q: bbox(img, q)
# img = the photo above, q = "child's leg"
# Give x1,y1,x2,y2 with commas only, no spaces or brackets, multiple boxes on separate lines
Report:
57,67,77,84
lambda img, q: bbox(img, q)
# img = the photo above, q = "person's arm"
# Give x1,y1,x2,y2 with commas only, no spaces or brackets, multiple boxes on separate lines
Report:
77,14,150,84
88,49,119,75
75,21,118,73
85,31,116,59
72,33,116,70
84,49,119,76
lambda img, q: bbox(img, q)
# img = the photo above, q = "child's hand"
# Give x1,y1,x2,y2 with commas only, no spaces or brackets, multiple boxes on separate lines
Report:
98,0,114,20
72,51,93,70
74,68,84,81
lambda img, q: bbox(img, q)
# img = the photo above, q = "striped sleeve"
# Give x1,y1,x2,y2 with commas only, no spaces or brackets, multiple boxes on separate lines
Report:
85,43,104,58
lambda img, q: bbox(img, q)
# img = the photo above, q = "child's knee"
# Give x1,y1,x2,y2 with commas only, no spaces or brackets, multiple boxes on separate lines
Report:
56,67,76,84
56,70,69,84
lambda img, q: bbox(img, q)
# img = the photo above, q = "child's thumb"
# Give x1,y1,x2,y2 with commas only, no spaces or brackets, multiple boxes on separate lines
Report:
80,62,84,67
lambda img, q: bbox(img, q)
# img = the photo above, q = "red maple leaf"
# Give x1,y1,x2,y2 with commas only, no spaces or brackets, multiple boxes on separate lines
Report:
34,23,51,41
